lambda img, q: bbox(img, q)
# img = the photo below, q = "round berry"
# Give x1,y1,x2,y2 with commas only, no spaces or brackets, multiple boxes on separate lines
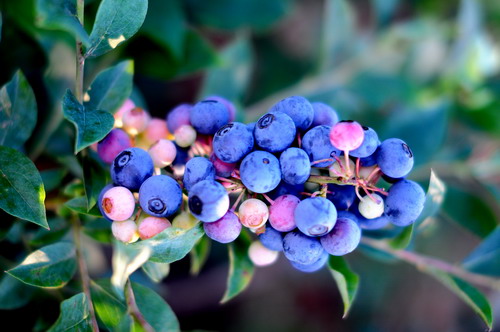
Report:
294,197,337,237
98,129,132,164
97,184,114,221
188,180,230,222
111,148,154,191
311,102,339,127
112,219,139,243
329,120,365,151
206,95,236,122
254,112,296,153
258,224,284,251
283,231,325,265
327,184,357,210
291,250,329,273
114,98,135,128
358,194,384,219
101,186,136,221
279,147,311,185
302,125,340,167
183,157,216,191
209,153,236,178
122,107,151,136
269,195,299,232
320,216,361,256
148,139,177,168
248,241,279,267
350,126,379,158
144,118,170,144
377,138,414,178
174,125,197,148
238,198,269,229
385,179,425,226
138,216,171,240
190,99,230,135
172,211,199,230
203,210,242,243
167,103,191,133
139,175,182,217
213,122,254,163
240,151,281,193
270,96,314,131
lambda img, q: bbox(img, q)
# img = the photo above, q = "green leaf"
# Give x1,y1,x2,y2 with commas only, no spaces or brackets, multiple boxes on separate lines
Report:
176,29,219,77
141,0,186,60
82,150,110,211
36,0,90,47
62,89,114,154
40,168,67,193
443,185,497,238
129,224,204,263
86,0,148,57
328,256,359,318
221,232,254,303
111,240,152,298
90,280,127,330
29,217,69,246
142,261,170,283
389,224,414,250
7,242,77,288
64,196,103,217
115,314,145,332
0,146,48,229
48,293,93,332
190,236,210,276
84,60,134,114
0,70,38,149
425,268,493,330
131,282,180,332
83,218,113,244
0,274,35,310
463,226,500,276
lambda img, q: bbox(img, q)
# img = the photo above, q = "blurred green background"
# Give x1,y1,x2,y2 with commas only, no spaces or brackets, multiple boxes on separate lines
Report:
0,0,499,331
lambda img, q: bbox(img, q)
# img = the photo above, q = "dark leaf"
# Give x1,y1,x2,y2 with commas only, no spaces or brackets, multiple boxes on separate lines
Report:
40,169,67,193
0,274,35,310
90,280,127,330
463,226,500,276
47,293,93,332
190,236,210,276
64,196,103,217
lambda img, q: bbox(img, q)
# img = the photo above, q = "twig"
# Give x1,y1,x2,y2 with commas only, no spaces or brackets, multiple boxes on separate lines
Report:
125,281,154,332
361,237,500,291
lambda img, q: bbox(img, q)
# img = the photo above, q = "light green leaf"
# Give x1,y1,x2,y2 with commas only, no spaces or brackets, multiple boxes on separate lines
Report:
111,240,152,298
7,242,77,288
48,293,93,332
0,274,35,310
0,70,37,149
129,224,204,263
86,0,148,57
426,268,493,330
328,256,359,318
131,282,180,332
36,0,90,47
0,146,48,229
142,261,170,283
62,89,114,154
82,151,110,211
84,60,134,114
221,232,254,303
90,280,127,330
64,196,103,217
389,223,414,250
463,226,500,276
190,236,210,276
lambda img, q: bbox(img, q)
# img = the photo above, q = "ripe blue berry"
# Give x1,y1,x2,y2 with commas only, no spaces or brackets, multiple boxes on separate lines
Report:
302,125,341,167
283,231,325,265
167,104,191,133
139,175,182,217
258,224,284,251
240,151,281,193
203,210,242,243
311,102,339,127
213,122,254,163
350,126,379,158
206,95,236,121
254,112,296,153
327,184,357,210
320,216,361,255
183,157,216,191
377,138,414,178
294,197,337,237
188,180,230,222
270,96,314,131
111,148,154,191
190,99,230,135
385,179,425,226
269,181,304,200
290,250,329,273
279,147,311,185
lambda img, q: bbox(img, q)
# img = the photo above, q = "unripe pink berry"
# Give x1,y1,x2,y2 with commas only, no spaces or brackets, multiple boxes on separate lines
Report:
248,241,278,266
172,212,199,230
239,199,269,229
112,219,139,243
269,195,299,232
101,186,136,221
98,128,132,164
138,216,171,240
210,153,236,178
122,107,151,136
114,99,136,128
174,125,197,147
144,118,170,144
148,139,177,168
329,120,365,151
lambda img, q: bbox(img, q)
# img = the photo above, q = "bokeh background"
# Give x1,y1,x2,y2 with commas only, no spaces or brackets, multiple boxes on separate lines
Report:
1,0,500,331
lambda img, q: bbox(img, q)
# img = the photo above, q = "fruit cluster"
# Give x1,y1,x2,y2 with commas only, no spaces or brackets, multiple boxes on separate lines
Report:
97,95,425,273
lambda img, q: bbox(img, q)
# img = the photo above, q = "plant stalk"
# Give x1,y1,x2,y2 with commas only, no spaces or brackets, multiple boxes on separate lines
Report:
125,281,155,332
361,237,500,291
75,0,85,103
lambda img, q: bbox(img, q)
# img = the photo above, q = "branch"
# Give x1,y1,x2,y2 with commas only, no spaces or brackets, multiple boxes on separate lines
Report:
125,281,155,332
361,237,500,291
75,0,85,103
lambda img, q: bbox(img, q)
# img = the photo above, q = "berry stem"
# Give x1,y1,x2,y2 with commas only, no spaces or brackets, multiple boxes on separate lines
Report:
262,193,275,205
344,151,352,177
311,158,335,166
231,189,246,211
125,280,155,332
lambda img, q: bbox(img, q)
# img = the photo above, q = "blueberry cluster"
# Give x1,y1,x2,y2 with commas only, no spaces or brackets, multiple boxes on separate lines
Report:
97,95,425,273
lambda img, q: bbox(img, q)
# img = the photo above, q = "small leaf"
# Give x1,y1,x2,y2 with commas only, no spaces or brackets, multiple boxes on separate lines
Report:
0,70,38,149
29,217,69,246
64,196,103,217
463,226,500,276
111,240,152,298
47,293,92,332
142,261,170,283
40,168,67,193
221,232,254,303
62,89,114,154
131,282,180,332
83,218,113,244
0,146,48,229
425,268,493,330
129,224,204,263
86,0,148,57
328,256,359,318
7,242,77,288
36,0,90,47
190,236,210,276
0,274,35,310
90,280,127,330
84,60,134,114
82,150,110,211
389,223,414,250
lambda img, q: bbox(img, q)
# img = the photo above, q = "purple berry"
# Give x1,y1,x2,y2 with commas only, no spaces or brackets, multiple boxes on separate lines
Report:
98,129,132,164
203,210,242,243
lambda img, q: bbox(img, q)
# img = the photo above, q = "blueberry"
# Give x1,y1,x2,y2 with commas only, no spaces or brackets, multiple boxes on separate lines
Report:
302,125,341,167
320,216,361,256
98,128,132,164
311,102,339,127
167,103,192,133
213,122,254,163
356,213,390,230
283,231,325,265
290,250,329,273
279,147,311,186
209,153,236,178
203,210,242,243
183,157,216,191
172,143,190,166
188,180,230,222
254,112,296,153
359,147,379,167
385,179,425,226
111,147,154,191
270,96,314,131
240,151,281,193
189,99,230,135
350,126,379,158
327,184,357,210
258,224,284,251
139,175,182,217
294,197,337,237
206,95,236,122
377,138,414,178
246,122,256,133
269,181,304,200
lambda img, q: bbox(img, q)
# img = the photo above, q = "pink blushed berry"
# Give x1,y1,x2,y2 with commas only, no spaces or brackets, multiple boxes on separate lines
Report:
329,120,365,151
122,107,151,136
98,128,132,164
114,99,136,128
174,125,197,147
112,219,140,243
248,241,279,266
148,139,177,168
101,186,136,221
138,216,171,240
239,198,269,229
269,195,299,232
144,118,170,144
